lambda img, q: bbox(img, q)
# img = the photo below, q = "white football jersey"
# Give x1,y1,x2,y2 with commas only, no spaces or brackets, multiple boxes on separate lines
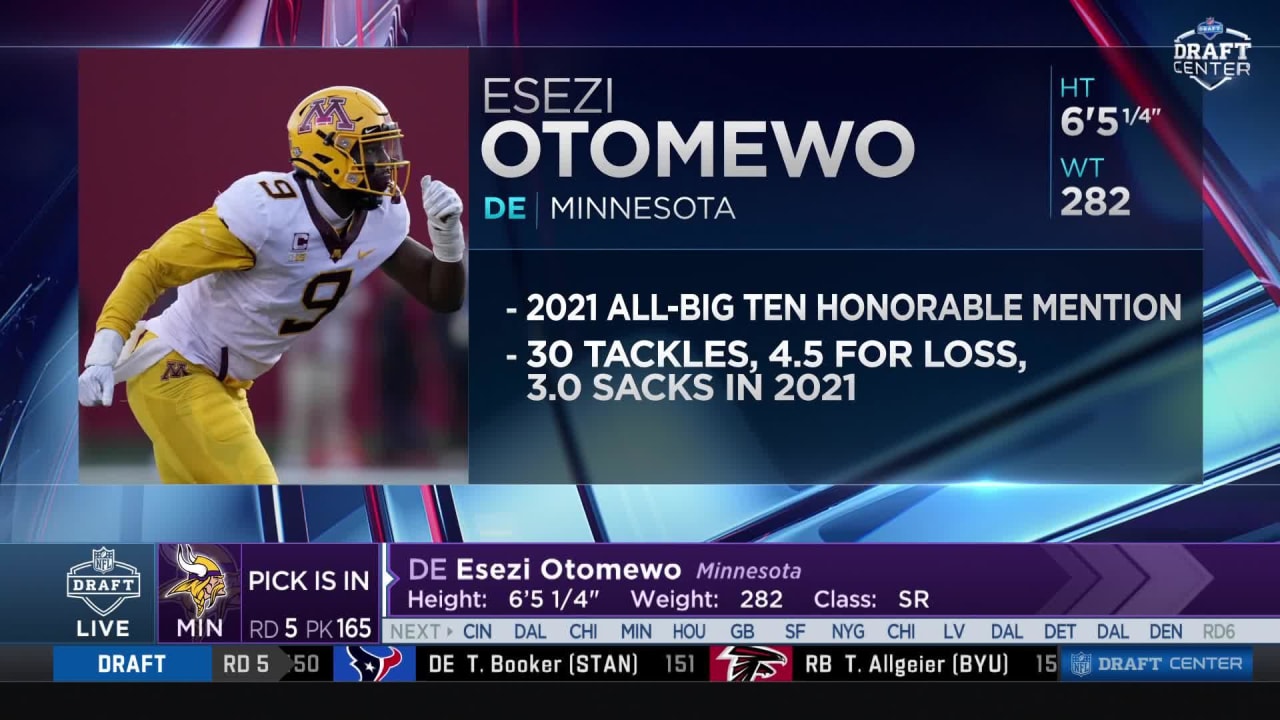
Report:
147,171,409,381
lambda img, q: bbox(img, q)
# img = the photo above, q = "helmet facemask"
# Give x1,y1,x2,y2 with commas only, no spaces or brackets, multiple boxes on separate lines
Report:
332,124,410,204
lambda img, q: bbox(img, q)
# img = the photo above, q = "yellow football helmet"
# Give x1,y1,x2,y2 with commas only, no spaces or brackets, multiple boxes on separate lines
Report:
287,86,409,201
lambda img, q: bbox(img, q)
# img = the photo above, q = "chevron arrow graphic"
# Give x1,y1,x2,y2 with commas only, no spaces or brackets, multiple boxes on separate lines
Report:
1116,544,1215,615
1040,545,1099,614
1064,545,1147,615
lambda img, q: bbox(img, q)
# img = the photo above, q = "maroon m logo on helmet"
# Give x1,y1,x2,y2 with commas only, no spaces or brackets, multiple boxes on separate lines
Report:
297,97,357,133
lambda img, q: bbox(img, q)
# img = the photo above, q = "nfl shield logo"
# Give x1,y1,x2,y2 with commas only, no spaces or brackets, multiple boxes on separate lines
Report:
92,547,115,574
1070,652,1093,677
1197,17,1224,40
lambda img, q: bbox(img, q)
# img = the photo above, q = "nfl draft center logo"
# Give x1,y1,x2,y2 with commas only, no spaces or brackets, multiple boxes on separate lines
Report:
66,547,142,617
1070,651,1093,678
1173,18,1252,91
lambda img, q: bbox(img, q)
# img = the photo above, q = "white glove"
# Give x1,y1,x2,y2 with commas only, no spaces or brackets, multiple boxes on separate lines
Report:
421,175,465,263
78,329,124,407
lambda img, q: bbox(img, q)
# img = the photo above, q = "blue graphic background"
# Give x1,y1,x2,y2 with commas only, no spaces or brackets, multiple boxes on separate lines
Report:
468,48,1201,252
0,0,1277,546
471,248,1203,485
0,544,154,643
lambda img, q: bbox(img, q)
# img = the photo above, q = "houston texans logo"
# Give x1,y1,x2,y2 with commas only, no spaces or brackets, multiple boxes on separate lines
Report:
716,646,789,681
346,646,404,682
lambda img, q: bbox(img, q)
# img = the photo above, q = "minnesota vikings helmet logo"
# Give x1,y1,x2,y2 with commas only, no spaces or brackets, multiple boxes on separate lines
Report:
165,545,227,617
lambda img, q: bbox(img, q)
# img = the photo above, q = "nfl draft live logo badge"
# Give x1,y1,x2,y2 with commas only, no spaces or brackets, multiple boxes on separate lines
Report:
66,547,142,617
710,645,793,682
1174,18,1252,91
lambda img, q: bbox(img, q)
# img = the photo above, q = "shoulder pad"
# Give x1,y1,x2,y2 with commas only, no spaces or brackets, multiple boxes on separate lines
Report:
214,172,298,253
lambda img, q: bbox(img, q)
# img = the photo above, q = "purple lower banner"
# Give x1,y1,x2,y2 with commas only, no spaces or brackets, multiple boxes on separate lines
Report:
383,543,1272,618
145,542,1278,644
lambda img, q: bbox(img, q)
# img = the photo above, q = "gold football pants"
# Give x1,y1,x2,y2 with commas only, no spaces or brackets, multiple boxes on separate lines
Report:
125,334,278,485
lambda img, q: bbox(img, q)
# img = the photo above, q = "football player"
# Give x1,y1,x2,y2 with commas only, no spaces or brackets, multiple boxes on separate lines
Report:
77,86,465,484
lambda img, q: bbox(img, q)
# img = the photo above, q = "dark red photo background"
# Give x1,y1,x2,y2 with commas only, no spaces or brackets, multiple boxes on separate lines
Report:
78,49,469,438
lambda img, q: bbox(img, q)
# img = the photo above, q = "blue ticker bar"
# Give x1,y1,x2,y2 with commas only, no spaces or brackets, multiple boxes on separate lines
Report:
54,645,213,682
1059,645,1253,682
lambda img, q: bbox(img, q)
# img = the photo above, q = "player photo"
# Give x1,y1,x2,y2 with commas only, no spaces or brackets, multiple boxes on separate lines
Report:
76,49,469,485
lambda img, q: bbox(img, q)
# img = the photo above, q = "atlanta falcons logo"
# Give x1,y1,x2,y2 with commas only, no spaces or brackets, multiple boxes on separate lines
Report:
716,645,789,681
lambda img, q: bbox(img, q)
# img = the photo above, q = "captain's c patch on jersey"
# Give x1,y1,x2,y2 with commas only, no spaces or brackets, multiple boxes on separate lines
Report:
290,233,310,263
